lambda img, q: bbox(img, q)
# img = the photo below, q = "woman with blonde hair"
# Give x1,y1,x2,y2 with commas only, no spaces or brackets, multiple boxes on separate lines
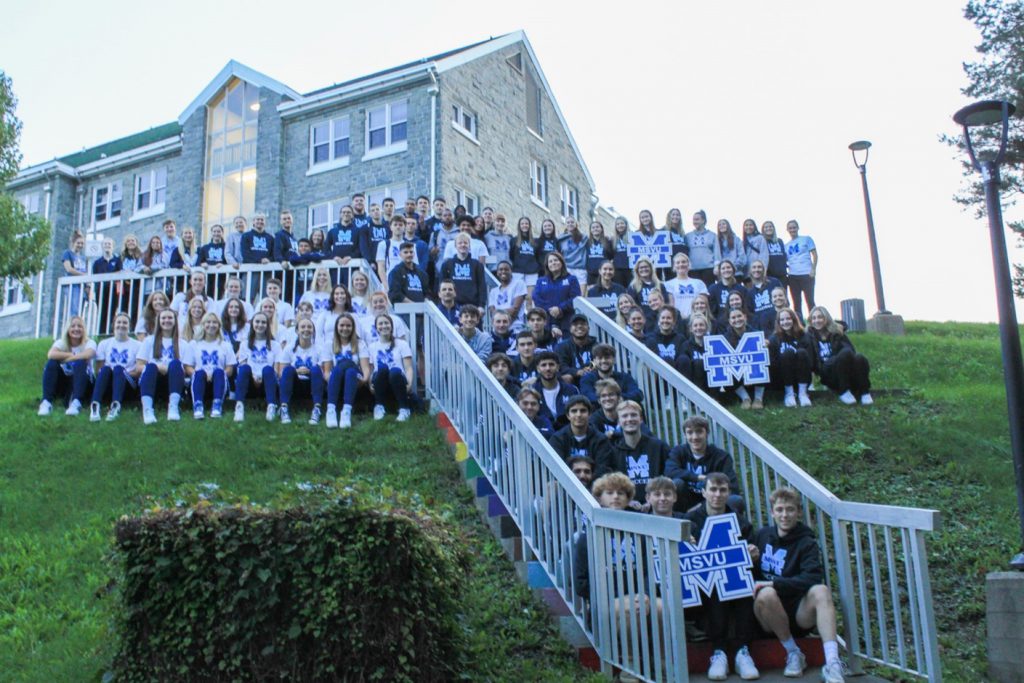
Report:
180,296,207,342
298,266,333,314
805,305,873,405
190,312,236,419
39,315,96,416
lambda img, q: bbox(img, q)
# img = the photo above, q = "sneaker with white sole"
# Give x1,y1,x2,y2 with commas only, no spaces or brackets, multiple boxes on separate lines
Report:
193,403,205,420
838,390,856,405
783,649,806,677
37,400,52,416
820,660,846,683
308,405,322,426
396,408,411,422
798,391,813,407
265,404,278,422
339,406,352,429
211,400,223,418
373,405,386,420
707,650,728,681
784,393,797,408
734,645,760,680
860,393,874,406
65,399,82,416
279,404,291,424
106,402,121,422
325,405,338,429
234,403,245,423
168,404,181,421
143,408,157,425
90,401,102,422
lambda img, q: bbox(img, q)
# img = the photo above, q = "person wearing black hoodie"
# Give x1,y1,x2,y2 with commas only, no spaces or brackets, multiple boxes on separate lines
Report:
664,415,742,513
751,486,845,682
555,314,597,384
549,396,615,467
605,400,671,504
645,306,689,372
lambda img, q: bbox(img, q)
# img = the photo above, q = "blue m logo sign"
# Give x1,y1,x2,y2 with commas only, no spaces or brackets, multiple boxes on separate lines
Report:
703,332,770,388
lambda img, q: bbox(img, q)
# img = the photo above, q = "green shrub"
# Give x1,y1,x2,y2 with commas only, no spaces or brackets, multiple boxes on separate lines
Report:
111,481,468,682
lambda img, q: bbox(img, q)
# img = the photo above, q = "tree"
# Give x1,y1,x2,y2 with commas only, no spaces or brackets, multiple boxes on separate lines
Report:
0,71,52,297
946,1,1024,296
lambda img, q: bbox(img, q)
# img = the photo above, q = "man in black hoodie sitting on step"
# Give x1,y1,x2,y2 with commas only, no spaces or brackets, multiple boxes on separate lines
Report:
549,396,614,468
605,400,671,506
665,415,742,513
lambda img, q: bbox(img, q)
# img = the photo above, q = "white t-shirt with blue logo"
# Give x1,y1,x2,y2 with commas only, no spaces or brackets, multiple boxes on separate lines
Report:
279,342,328,379
664,277,709,318
368,339,413,373
237,339,279,375
488,279,527,326
51,338,97,376
190,339,237,375
786,236,816,276
137,336,194,366
96,337,140,371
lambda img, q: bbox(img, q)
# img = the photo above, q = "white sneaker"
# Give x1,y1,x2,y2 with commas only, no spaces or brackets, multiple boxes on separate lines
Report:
860,393,874,406
279,404,291,424
90,401,102,422
211,401,223,418
820,660,846,683
265,404,278,422
106,402,121,422
397,408,411,422
193,404,205,420
707,650,728,681
734,645,760,680
325,406,338,429
234,403,245,423
308,405,322,426
168,404,181,421
339,407,352,429
784,393,797,408
143,408,157,425
373,405,386,421
65,399,82,416
37,400,52,416
784,649,806,677
798,391,813,407
838,390,856,405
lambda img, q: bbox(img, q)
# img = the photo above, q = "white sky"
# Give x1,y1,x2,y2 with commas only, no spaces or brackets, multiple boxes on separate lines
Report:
3,0,1019,322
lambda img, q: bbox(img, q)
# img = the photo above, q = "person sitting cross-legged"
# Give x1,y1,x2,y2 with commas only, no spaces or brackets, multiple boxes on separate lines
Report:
751,487,846,683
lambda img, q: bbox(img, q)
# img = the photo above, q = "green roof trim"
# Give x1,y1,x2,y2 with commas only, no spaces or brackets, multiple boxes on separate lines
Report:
58,122,181,168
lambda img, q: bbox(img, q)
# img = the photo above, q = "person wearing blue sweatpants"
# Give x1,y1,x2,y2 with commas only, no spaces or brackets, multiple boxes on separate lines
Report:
39,315,96,417
233,312,284,423
278,317,328,426
190,312,237,419
89,313,141,421
324,313,370,430
136,309,193,424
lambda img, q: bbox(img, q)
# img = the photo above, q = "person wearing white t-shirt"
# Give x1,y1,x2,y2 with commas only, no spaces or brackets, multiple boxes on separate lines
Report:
39,315,96,416
442,216,490,264
90,312,142,421
277,317,328,425
234,312,283,423
263,278,295,328
784,220,818,323
488,261,527,328
137,309,194,424
190,312,237,419
357,291,410,343
664,252,709,319
376,215,417,279
323,312,371,429
367,313,415,422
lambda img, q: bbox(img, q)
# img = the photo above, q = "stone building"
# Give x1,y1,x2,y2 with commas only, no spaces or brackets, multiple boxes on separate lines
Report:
2,31,596,338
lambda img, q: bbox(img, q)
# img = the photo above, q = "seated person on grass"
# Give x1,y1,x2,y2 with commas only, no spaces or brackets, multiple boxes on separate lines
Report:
548,395,614,469
579,343,644,404
665,415,742,513
751,486,846,683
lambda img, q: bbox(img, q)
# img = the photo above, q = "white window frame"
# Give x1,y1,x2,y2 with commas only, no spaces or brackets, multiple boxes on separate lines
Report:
365,185,409,211
307,197,348,237
526,72,543,139
19,192,41,215
131,168,167,222
363,99,408,161
560,183,578,220
529,159,547,209
451,103,479,144
0,276,30,317
453,186,478,217
92,181,123,231
307,116,351,175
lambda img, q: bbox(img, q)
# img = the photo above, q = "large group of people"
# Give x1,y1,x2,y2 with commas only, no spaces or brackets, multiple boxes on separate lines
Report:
44,194,866,680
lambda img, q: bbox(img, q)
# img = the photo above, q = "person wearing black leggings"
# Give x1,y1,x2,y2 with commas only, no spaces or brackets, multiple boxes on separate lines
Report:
768,307,813,408
805,305,872,406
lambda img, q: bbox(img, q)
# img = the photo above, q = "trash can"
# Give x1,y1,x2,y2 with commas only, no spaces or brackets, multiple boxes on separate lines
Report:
840,298,866,332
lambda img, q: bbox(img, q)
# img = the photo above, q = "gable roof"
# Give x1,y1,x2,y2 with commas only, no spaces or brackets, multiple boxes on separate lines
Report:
178,60,301,125
58,122,181,168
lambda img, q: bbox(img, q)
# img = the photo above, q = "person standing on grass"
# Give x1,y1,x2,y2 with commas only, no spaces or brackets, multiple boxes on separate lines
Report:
751,487,846,683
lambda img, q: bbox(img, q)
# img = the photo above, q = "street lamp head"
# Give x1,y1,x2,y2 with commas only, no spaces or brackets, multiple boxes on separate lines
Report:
849,140,872,169
954,100,1016,171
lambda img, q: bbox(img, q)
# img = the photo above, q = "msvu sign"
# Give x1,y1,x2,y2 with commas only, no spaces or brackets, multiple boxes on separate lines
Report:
652,513,755,607
704,332,770,388
627,231,673,268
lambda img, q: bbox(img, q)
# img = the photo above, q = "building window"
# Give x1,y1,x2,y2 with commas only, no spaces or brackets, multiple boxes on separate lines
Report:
451,104,477,141
309,116,351,172
365,99,408,159
307,197,347,236
133,167,167,220
453,186,478,217
506,52,523,74
560,184,578,220
529,160,547,207
0,276,29,316
203,77,259,237
19,193,41,215
92,181,123,230
366,185,409,210
526,71,543,137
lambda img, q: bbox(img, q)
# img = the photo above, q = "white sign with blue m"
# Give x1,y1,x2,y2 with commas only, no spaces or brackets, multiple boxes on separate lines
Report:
703,332,770,388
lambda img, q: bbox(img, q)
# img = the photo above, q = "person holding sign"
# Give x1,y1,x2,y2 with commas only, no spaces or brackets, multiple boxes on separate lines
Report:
686,472,760,681
627,257,669,322
725,308,767,409
751,487,846,682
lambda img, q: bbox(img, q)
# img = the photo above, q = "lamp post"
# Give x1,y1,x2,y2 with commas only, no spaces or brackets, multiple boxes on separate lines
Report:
953,99,1024,569
848,140,889,315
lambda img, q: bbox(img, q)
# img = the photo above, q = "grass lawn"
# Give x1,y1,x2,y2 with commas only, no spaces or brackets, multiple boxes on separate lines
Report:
740,321,1022,683
0,338,600,682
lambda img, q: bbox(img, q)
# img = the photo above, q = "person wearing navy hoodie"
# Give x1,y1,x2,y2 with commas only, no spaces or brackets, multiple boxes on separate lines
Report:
554,314,597,385
664,415,742,513
350,193,371,233
361,202,390,277
644,307,688,372
707,260,745,320
274,210,299,265
434,280,461,326
241,212,275,301
525,351,579,428
604,400,671,502
532,251,581,335
745,260,784,332
579,344,644,404
326,206,362,266
548,395,615,467
388,242,430,304
516,386,554,439
439,232,486,307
